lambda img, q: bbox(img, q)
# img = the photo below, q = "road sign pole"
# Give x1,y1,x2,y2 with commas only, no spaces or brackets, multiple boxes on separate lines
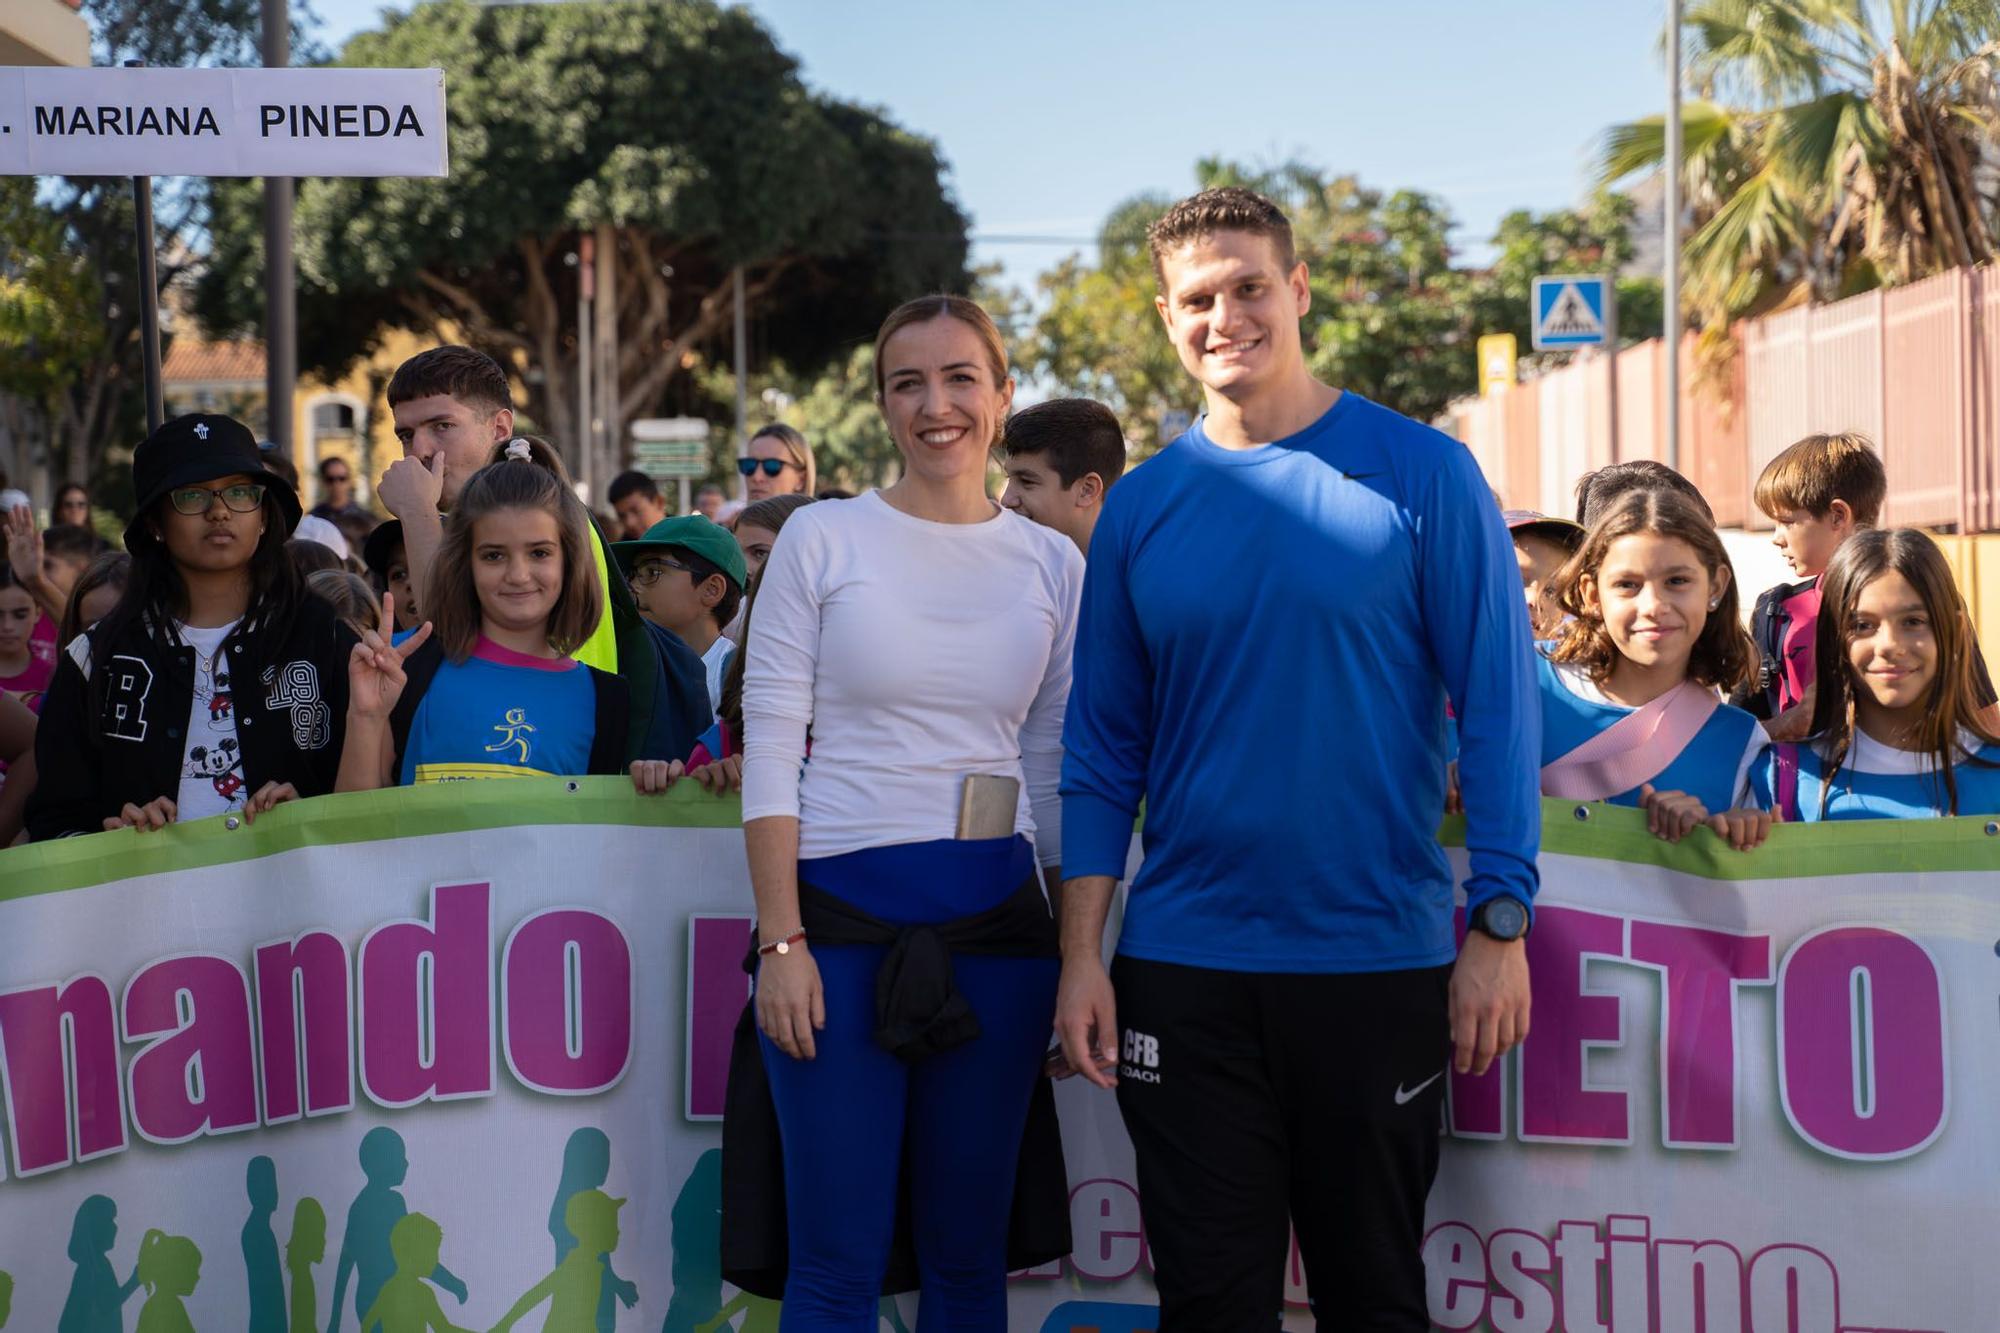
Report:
124,60,164,434
1664,0,1684,472
262,0,295,466
1606,280,1620,465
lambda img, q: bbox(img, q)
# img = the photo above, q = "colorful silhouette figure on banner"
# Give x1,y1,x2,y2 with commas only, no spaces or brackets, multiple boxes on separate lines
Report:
662,1151,787,1333
492,1190,632,1332
246,1155,286,1332
329,1128,469,1332
60,1195,140,1333
354,1215,472,1333
132,1230,201,1333
547,1129,638,1331
661,1150,724,1333
288,1197,328,1333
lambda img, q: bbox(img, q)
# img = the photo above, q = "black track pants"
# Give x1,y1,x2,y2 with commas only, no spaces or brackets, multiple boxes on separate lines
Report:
1111,955,1454,1332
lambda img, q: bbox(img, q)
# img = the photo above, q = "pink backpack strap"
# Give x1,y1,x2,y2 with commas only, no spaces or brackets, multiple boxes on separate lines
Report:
1773,743,1802,823
1541,680,1721,802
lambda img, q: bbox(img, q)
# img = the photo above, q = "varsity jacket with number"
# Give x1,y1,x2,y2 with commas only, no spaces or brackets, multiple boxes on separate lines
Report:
26,599,356,840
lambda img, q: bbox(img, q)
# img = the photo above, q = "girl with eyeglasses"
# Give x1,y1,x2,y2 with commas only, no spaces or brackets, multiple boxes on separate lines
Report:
739,424,816,502
26,415,356,839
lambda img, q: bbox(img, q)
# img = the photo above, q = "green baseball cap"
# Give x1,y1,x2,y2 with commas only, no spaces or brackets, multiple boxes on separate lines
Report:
612,515,747,590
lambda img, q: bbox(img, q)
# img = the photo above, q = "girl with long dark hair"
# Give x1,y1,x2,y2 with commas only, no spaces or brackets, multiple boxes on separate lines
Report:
26,415,354,838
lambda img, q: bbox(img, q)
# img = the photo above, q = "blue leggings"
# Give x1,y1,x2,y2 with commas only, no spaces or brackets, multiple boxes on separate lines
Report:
759,838,1058,1332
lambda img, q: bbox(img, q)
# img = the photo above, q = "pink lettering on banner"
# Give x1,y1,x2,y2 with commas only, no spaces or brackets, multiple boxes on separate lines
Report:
1067,1178,1146,1282
1778,926,1947,1160
1429,1218,1857,1333
253,931,354,1122
685,915,753,1120
358,882,494,1107
1606,1214,1651,1332
122,954,258,1144
1627,920,1773,1148
1552,1219,1608,1333
503,909,633,1094
1421,1223,1488,1330
0,974,126,1175
1519,907,1630,1145
1746,1243,1839,1330
1654,1238,1745,1332
1484,1229,1555,1333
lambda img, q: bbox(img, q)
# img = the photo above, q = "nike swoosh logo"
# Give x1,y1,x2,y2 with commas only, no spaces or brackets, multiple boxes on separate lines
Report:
1394,1069,1446,1105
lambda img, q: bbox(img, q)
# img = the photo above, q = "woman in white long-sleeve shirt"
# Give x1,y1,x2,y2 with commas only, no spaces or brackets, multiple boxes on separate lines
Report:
738,295,1083,1330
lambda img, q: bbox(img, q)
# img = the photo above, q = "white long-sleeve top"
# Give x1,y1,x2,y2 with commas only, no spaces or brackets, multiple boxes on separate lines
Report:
741,491,1084,867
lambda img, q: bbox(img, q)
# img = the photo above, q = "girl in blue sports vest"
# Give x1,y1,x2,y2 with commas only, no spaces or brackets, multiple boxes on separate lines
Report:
1538,488,1772,850
336,443,631,791
1757,528,2000,820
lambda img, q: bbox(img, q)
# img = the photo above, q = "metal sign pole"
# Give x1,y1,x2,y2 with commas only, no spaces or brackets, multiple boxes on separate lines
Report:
262,0,296,463
125,60,164,433
1664,0,1685,472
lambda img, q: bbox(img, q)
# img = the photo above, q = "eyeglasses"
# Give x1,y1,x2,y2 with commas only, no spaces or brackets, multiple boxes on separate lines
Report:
737,457,795,478
629,557,694,587
168,483,267,516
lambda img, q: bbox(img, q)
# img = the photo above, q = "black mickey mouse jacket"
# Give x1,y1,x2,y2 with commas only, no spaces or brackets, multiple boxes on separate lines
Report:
26,598,356,840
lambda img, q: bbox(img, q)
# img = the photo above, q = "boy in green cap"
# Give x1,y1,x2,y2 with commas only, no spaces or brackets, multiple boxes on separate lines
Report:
612,515,746,715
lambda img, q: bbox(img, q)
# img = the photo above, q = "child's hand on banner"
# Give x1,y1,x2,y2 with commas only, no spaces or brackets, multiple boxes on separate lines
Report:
1639,784,1709,842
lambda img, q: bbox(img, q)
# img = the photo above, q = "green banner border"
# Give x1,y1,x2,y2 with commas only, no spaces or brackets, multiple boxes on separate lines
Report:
2,785,1994,901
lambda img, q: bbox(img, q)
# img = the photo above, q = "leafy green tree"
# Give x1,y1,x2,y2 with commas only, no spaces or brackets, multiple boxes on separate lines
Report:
1599,0,2000,329
8,0,315,493
193,0,969,455
1030,159,1660,439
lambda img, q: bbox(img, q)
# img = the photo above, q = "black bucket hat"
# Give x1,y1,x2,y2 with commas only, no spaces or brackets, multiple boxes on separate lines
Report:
125,413,303,552
361,518,405,581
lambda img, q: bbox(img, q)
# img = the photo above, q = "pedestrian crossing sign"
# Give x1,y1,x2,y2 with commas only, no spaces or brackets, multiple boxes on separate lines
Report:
1531,276,1610,350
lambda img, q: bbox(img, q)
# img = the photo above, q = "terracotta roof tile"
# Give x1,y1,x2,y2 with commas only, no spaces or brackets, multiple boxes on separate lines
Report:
162,339,266,385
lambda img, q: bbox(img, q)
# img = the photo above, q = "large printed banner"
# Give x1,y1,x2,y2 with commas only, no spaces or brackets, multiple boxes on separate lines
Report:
0,782,1995,1330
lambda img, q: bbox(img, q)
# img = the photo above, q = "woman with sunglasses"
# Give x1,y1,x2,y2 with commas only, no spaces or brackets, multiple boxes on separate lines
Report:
27,414,355,840
55,483,93,529
739,424,816,503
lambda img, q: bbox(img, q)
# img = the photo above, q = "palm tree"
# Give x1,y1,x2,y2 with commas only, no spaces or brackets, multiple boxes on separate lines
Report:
1599,0,2000,330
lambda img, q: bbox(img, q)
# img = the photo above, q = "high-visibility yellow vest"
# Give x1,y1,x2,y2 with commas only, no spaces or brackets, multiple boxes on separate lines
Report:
573,525,618,673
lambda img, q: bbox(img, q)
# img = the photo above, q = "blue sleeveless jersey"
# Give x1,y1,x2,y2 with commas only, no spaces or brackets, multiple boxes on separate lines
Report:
1536,653,1765,813
1752,738,2000,820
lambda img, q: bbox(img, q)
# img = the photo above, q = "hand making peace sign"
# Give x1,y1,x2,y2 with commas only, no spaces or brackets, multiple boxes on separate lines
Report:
346,592,433,721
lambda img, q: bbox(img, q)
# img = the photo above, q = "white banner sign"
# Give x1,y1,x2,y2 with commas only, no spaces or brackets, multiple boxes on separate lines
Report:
0,784,1993,1331
0,66,447,177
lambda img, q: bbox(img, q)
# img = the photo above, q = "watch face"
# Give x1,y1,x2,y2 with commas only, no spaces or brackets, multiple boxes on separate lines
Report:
1483,898,1528,940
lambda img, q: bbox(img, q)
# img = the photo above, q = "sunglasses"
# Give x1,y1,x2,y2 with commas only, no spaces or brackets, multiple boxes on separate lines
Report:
168,482,267,516
629,556,695,587
737,457,795,478
323,472,351,484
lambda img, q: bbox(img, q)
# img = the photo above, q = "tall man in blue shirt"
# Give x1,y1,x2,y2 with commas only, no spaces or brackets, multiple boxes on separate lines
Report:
1056,188,1541,1330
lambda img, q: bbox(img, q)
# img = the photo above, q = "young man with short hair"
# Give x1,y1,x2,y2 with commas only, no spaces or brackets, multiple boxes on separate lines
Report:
999,398,1127,555
378,345,516,594
608,470,670,541
379,345,711,762
1055,188,1540,1330
612,516,745,716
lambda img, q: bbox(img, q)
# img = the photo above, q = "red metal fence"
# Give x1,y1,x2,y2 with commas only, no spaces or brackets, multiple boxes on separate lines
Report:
1448,265,2000,536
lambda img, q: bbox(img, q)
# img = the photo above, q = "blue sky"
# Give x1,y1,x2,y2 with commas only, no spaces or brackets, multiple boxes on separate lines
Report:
308,0,1677,287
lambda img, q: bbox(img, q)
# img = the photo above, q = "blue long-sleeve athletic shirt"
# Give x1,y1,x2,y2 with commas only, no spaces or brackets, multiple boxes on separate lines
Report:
1061,393,1541,973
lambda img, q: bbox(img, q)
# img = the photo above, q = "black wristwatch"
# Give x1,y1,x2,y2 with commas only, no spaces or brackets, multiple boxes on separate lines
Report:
1469,896,1530,942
